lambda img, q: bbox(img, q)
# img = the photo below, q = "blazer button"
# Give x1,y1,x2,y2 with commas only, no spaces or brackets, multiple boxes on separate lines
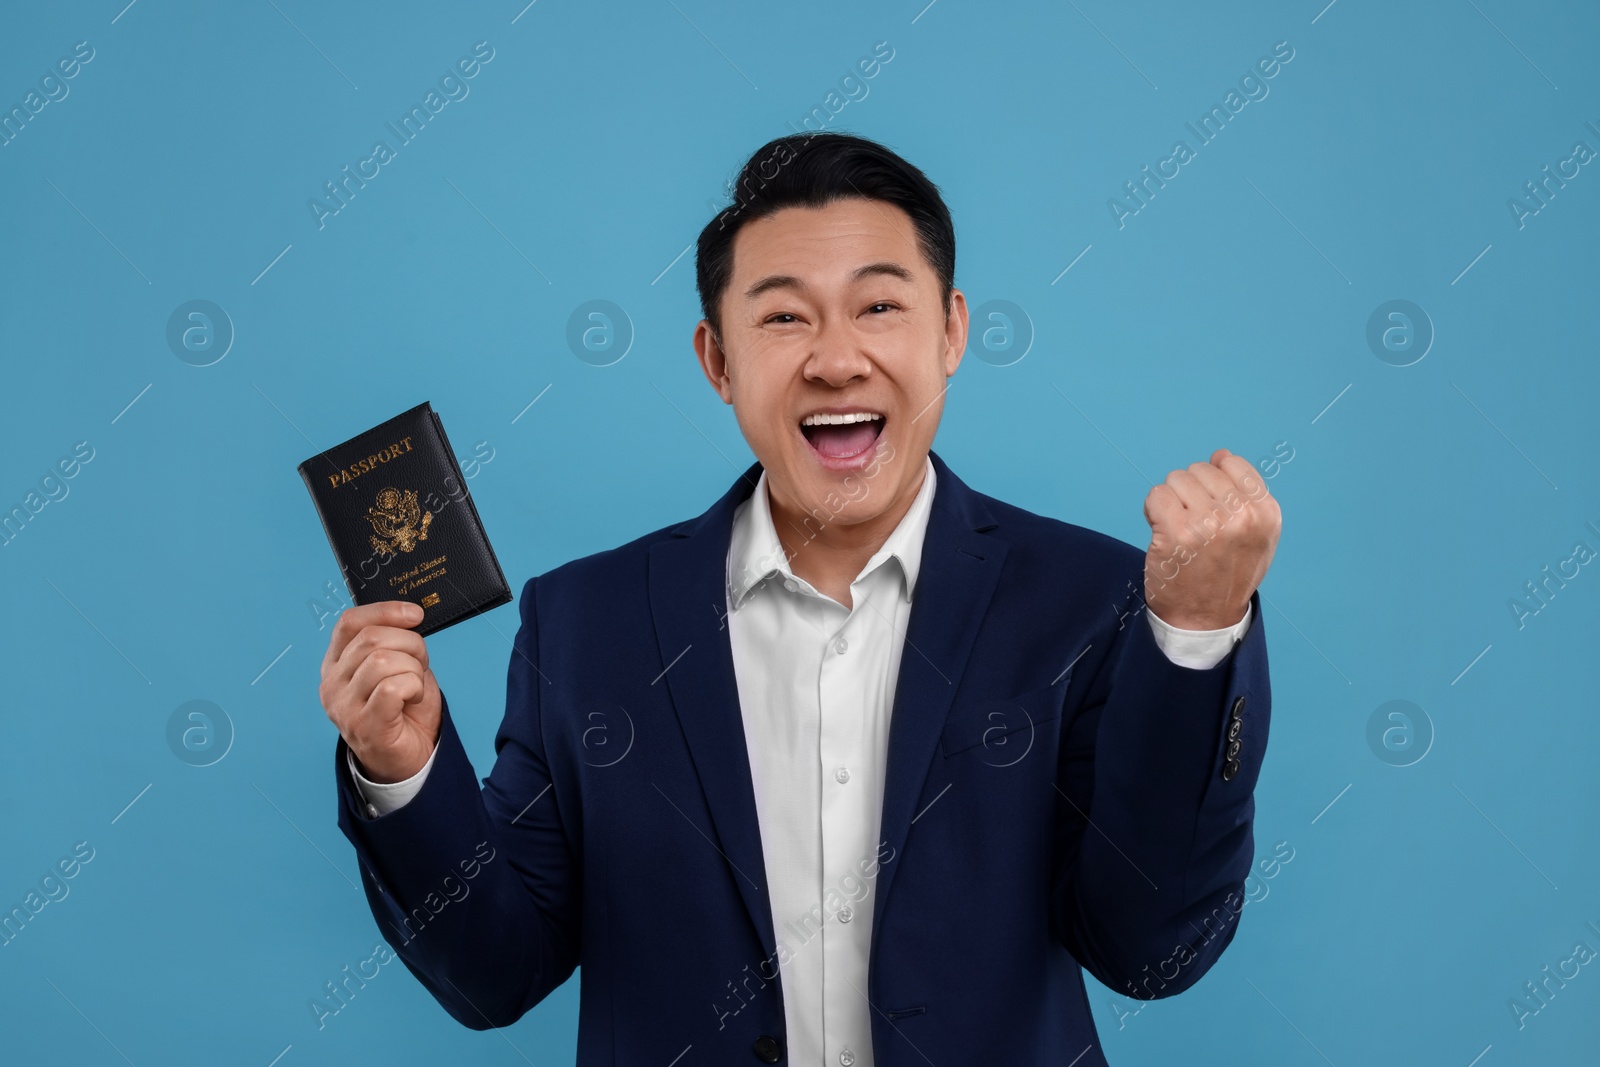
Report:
1230,695,1246,721
1222,758,1241,781
1227,718,1242,741
753,1035,783,1063
1226,739,1241,759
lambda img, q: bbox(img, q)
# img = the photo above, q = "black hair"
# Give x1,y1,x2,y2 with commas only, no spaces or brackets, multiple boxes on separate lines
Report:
694,131,955,347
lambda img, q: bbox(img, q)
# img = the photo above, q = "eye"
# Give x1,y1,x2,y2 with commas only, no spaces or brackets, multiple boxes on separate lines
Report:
764,312,800,325
866,302,899,314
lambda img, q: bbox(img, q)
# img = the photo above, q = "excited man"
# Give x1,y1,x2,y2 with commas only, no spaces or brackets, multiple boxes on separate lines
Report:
320,131,1280,1066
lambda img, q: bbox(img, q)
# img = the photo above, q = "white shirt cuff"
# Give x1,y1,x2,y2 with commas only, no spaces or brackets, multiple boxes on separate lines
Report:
347,741,439,819
1145,601,1252,671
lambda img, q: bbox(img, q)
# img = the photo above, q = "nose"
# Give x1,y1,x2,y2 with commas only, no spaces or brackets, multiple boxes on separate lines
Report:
803,313,872,387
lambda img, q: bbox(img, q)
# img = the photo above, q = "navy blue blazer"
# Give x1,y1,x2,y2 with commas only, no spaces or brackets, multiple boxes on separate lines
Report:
333,448,1272,1066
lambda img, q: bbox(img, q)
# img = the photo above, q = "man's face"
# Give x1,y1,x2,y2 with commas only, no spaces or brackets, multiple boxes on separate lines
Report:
693,196,968,537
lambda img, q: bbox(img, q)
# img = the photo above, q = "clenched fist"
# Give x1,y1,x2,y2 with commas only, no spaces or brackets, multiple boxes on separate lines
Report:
1142,448,1282,631
319,601,441,784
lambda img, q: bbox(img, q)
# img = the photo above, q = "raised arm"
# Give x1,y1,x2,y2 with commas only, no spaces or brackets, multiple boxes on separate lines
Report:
1051,448,1281,998
322,581,581,1028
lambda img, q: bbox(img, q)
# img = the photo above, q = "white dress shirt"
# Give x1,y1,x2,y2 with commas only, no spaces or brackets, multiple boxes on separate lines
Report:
349,454,1251,1066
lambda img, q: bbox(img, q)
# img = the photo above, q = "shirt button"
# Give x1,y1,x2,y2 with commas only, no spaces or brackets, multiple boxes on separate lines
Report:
834,637,848,654
365,803,379,819
840,1050,856,1066
838,905,853,923
835,767,851,784
783,579,798,592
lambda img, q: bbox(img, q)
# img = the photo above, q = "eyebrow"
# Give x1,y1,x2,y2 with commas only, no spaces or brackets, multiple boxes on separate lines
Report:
743,260,916,301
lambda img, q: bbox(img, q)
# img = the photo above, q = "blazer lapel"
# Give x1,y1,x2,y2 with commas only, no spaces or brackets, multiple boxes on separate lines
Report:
646,450,1006,970
868,450,1006,964
647,459,777,957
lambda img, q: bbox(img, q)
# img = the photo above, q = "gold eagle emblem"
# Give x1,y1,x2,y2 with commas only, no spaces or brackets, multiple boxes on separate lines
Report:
366,487,433,554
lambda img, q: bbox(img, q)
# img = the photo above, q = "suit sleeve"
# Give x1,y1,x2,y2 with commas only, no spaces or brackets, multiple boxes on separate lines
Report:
1050,583,1271,1000
333,575,582,1028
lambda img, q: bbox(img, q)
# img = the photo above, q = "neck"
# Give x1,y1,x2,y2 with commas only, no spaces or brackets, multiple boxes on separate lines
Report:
765,458,927,607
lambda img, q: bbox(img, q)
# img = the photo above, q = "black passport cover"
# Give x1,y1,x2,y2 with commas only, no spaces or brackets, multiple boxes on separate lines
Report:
297,401,511,636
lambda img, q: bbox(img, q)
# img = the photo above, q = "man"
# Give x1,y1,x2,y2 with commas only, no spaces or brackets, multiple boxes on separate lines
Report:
320,131,1280,1066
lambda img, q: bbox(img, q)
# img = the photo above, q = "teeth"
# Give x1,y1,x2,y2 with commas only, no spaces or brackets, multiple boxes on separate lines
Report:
801,412,884,426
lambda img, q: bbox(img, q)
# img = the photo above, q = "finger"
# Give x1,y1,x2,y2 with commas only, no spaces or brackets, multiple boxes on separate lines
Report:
1161,468,1211,513
1215,452,1270,503
1185,459,1239,505
345,647,428,707
324,601,424,675
1209,455,1283,540
334,625,429,684
361,670,426,725
1144,483,1184,529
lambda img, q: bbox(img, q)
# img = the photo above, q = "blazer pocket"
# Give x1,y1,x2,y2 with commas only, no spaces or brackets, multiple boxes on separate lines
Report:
940,679,1067,760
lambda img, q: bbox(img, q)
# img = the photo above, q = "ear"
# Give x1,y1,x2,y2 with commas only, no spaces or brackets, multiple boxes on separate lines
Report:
942,288,969,377
693,319,734,404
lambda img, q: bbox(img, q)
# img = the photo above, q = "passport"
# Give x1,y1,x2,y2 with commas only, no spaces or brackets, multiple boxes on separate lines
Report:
297,401,511,637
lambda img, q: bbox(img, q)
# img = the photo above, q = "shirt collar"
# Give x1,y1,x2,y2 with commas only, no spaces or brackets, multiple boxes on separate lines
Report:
726,453,937,611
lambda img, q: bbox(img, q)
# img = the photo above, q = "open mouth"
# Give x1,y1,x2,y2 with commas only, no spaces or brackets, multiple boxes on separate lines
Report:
799,411,886,464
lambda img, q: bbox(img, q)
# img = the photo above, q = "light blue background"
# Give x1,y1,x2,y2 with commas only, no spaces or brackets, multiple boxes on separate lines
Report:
2,1,1596,1064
